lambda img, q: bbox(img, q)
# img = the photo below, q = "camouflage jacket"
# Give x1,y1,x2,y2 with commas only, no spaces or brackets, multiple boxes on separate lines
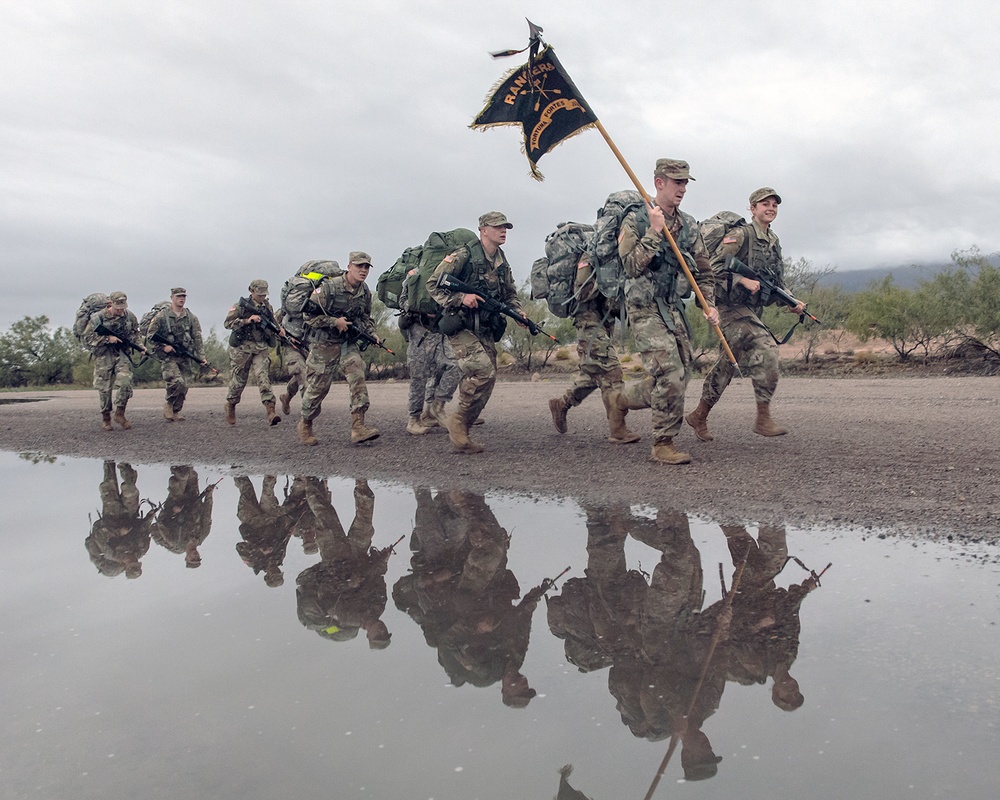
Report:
147,307,203,361
225,297,278,348
302,275,376,345
83,309,141,357
712,220,784,317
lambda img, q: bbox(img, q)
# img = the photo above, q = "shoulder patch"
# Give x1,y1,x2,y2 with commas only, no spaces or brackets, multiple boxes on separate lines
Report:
722,235,739,244
443,254,455,263
311,287,322,296
228,306,236,312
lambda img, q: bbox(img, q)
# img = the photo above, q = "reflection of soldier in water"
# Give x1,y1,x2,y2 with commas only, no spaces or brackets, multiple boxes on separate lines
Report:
151,466,216,568
235,475,293,588
393,489,545,708
283,476,319,556
295,478,392,648
608,508,727,782
720,525,818,712
85,461,155,579
547,504,650,673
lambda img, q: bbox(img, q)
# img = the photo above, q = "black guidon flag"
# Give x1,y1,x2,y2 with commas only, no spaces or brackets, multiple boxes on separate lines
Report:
471,45,598,181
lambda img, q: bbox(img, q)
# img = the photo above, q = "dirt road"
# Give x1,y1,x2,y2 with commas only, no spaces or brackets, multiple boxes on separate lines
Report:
1,376,997,539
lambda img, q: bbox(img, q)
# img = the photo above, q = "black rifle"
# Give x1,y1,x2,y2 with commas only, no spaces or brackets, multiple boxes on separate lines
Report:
347,324,394,355
236,297,309,357
438,272,557,341
93,323,147,360
149,331,221,377
727,257,822,324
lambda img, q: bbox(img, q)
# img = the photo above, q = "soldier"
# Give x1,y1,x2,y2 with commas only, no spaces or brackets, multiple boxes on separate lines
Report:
427,211,522,454
687,187,804,440
399,280,460,435
223,279,280,426
152,466,216,569
85,461,155,579
146,287,206,422
607,159,719,465
277,260,340,416
546,260,640,443
82,291,143,431
297,252,381,446
234,475,293,588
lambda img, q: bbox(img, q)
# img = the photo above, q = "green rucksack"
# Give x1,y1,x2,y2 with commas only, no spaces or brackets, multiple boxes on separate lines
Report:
588,190,647,301
530,221,595,318
376,247,421,310
74,293,110,347
699,211,747,261
405,228,479,317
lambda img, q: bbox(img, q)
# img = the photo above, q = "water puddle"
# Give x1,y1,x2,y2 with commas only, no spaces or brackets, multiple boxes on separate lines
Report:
2,452,997,799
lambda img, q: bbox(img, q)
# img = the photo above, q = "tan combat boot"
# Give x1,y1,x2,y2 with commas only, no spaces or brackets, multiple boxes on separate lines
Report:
650,439,692,465
101,411,113,431
113,406,132,430
225,400,236,425
427,399,448,427
418,403,440,429
604,389,641,444
753,401,788,436
163,402,175,422
448,410,484,454
265,402,280,426
351,411,380,444
173,404,185,421
279,392,292,416
685,400,714,442
406,415,431,435
297,418,318,446
548,396,570,434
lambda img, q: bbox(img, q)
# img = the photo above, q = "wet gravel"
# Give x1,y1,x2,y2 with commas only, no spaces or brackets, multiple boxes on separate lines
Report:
2,376,997,540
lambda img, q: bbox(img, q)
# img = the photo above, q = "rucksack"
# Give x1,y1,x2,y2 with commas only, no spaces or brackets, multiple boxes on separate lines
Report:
588,190,646,300
405,228,479,317
139,301,171,340
699,211,747,262
280,260,341,310
376,247,421,310
74,293,109,346
530,222,594,318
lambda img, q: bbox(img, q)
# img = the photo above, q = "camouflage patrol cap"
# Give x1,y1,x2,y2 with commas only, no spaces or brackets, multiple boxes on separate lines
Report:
479,211,513,229
749,186,782,205
109,291,128,306
171,287,187,296
654,158,695,181
349,251,373,266
248,279,269,294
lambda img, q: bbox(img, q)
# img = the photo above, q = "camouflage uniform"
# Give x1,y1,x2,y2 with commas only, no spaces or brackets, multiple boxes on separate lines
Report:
701,220,784,405
147,306,204,415
617,205,714,443
224,295,277,408
427,239,520,425
403,319,459,417
152,466,215,569
300,274,374,420
235,475,292,587
85,461,153,579
83,306,139,415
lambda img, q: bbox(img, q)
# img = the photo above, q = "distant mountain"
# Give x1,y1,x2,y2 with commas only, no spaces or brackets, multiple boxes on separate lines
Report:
822,252,1000,293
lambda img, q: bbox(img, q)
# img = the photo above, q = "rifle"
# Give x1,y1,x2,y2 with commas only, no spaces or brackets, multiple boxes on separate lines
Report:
438,272,558,342
727,257,822,324
236,297,309,357
149,331,221,377
520,565,571,605
94,323,147,361
346,324,395,355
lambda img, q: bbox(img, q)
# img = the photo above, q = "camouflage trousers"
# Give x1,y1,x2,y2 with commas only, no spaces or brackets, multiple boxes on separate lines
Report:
562,318,625,407
92,350,134,412
160,357,197,412
700,312,779,405
406,321,459,417
300,341,369,422
619,310,692,442
100,461,139,517
227,342,274,405
282,345,307,399
447,329,497,423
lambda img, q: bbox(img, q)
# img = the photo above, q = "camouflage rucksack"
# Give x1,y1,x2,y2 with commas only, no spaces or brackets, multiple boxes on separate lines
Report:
139,301,171,340
74,293,109,347
699,211,747,261
530,221,595,318
587,190,647,300
281,261,341,332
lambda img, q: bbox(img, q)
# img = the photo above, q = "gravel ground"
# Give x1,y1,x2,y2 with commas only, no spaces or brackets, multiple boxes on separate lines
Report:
2,376,997,539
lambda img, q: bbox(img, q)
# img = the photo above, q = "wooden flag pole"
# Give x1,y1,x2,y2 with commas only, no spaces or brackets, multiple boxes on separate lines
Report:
593,120,741,373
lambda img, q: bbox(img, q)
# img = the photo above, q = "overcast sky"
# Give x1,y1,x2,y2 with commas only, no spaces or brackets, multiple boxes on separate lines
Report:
2,0,998,330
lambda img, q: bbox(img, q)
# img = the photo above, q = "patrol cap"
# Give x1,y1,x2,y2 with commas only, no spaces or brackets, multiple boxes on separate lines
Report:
171,287,187,296
109,291,128,306
654,158,695,181
749,186,782,205
248,279,269,294
349,251,373,266
478,211,513,229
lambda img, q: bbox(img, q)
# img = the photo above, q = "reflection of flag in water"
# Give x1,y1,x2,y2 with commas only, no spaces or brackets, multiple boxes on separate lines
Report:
471,45,597,180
